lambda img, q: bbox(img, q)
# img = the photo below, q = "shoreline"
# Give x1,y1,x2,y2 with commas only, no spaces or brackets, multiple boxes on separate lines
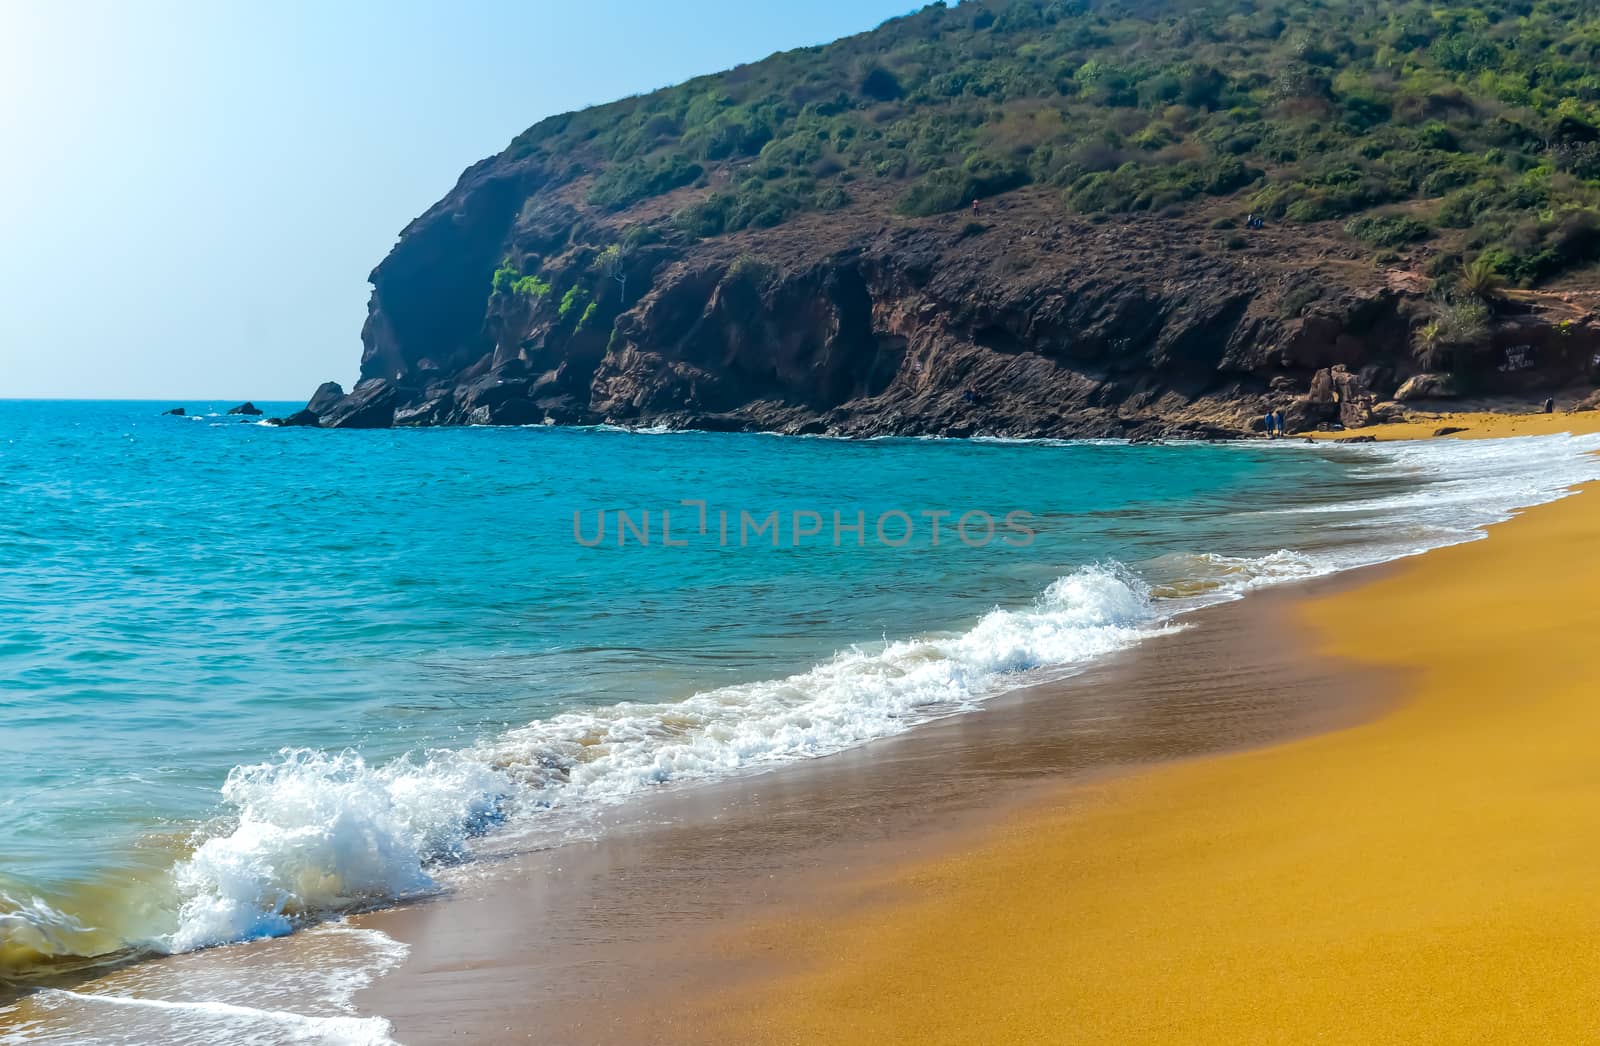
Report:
5,410,1598,1043
347,568,1398,1043
354,409,1600,1043
679,416,1600,1042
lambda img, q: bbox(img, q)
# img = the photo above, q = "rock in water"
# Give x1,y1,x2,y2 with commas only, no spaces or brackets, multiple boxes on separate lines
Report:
306,382,345,416
225,402,263,416
162,407,186,416
319,379,398,429
268,410,321,427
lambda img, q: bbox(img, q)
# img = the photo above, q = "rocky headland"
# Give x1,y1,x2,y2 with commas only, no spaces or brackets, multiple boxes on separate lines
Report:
279,0,1600,439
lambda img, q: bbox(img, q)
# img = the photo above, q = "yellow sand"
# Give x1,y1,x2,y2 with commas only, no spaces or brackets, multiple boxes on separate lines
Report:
711,411,1600,1044
1306,407,1599,441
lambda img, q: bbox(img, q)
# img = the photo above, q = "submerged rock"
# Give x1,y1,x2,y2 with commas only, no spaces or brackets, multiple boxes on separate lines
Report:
225,402,263,416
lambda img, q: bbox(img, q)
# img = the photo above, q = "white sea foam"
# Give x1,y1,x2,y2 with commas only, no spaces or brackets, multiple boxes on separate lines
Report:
0,990,397,1046
166,752,509,952
479,562,1166,808
0,922,406,1046
161,563,1166,951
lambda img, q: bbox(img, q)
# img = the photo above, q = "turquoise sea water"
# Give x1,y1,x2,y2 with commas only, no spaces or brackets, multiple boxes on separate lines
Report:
3,399,1599,989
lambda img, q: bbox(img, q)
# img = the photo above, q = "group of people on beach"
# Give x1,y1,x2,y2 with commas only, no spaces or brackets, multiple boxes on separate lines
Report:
1262,409,1287,437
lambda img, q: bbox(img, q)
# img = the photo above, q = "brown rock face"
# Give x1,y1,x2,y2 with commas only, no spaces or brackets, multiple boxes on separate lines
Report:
294,166,1598,437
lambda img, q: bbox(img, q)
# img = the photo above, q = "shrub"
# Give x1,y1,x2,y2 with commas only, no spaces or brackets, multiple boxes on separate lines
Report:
512,274,551,298
1345,214,1430,247
726,255,778,290
483,0,1600,281
491,261,520,297
586,155,703,211
896,167,976,216
1280,282,1324,318
1438,297,1489,343
559,286,590,321
491,261,551,301
861,66,903,101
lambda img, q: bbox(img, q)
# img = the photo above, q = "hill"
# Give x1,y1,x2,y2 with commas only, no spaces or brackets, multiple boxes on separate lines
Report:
286,0,1600,436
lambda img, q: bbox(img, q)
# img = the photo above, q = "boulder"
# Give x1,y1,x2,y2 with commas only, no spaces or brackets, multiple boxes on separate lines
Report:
1433,426,1469,437
225,402,263,416
1306,368,1337,405
1339,398,1372,428
1278,397,1323,435
268,409,320,427
306,381,345,416
1568,390,1600,413
1367,401,1407,425
1395,373,1459,401
1357,363,1398,399
320,378,398,429
162,407,186,416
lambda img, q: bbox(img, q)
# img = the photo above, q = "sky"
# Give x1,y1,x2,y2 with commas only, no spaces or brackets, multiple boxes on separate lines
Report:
0,0,916,400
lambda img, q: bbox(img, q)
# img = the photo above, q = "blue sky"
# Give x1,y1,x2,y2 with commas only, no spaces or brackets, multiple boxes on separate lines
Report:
0,0,916,400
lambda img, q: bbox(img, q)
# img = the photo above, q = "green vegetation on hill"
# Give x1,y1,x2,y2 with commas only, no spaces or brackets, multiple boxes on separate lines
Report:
499,0,1600,285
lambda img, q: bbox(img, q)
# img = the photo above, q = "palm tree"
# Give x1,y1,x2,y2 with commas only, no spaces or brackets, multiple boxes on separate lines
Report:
1458,256,1506,302
1413,320,1448,370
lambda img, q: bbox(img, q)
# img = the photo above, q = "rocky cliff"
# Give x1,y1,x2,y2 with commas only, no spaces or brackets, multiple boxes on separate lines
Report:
287,176,1600,438
285,0,1600,438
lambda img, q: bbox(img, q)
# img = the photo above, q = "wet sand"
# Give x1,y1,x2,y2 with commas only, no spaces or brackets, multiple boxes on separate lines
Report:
351,573,1394,1044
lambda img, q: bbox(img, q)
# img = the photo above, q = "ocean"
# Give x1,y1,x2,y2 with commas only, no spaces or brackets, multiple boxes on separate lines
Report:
3,399,1599,1042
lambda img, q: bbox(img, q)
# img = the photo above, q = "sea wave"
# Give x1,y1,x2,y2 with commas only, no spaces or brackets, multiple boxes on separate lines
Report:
0,894,104,973
167,752,510,952
159,562,1168,953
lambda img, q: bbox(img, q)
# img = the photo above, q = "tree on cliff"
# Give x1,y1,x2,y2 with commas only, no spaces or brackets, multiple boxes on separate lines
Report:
596,244,632,306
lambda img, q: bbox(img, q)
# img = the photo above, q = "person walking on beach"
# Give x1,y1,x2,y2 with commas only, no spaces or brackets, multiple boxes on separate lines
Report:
1263,411,1277,438
1274,408,1286,436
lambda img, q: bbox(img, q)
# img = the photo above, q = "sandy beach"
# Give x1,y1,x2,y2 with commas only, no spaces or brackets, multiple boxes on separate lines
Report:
6,409,1597,1045
352,575,1385,1044
665,409,1600,1043
343,409,1600,1042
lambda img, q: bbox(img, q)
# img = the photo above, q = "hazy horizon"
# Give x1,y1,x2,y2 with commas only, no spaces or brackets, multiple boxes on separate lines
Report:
0,0,914,401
